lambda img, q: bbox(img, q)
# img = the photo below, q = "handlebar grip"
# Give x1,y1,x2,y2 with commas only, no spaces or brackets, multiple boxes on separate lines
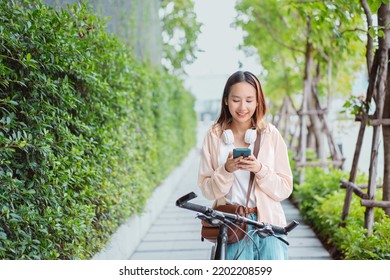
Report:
179,202,209,214
284,220,299,233
271,225,286,235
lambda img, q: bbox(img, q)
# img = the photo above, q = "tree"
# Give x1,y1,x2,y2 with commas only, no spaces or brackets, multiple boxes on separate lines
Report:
160,0,202,74
360,0,390,218
381,2,390,216
235,0,390,223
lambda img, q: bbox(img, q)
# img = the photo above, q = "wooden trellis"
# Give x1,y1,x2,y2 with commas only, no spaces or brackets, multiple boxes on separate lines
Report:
297,89,345,169
275,95,299,149
340,50,390,234
276,91,345,179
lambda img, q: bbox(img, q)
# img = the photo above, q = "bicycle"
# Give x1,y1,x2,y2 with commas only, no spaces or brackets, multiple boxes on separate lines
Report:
176,192,299,260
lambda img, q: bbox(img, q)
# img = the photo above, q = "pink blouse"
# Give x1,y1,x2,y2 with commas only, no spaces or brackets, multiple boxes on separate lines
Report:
198,123,293,227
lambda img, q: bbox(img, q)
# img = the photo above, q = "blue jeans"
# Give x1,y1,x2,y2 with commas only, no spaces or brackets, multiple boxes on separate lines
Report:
226,214,288,260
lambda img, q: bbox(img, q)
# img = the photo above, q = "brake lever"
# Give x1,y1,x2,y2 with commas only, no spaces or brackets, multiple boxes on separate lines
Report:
255,224,290,246
256,223,274,238
273,234,290,246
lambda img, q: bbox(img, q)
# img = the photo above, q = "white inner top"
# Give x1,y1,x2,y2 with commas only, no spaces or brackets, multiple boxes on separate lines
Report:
218,142,257,207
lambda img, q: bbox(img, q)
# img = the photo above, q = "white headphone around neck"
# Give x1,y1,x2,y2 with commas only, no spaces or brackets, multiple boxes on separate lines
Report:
222,128,257,145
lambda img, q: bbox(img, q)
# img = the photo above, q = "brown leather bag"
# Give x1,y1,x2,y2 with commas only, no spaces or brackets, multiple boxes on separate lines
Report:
201,203,247,244
200,130,261,244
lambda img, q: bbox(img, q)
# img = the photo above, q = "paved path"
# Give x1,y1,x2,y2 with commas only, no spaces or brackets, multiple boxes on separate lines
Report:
130,148,332,259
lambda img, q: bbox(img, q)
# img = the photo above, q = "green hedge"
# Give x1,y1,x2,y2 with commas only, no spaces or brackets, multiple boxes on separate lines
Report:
0,0,196,259
293,167,390,259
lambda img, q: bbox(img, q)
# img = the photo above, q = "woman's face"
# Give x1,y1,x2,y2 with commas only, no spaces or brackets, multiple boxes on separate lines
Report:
226,81,257,126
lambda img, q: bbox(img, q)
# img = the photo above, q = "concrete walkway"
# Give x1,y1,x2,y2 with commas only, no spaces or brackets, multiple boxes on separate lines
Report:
129,122,332,260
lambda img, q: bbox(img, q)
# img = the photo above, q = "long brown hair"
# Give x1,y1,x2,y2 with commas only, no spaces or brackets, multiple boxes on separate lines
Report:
215,71,267,132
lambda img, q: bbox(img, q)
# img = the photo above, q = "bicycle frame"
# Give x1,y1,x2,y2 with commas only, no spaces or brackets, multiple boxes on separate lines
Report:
212,223,228,260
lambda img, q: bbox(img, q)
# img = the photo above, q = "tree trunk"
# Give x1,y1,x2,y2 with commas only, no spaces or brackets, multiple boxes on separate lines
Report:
379,4,390,216
365,3,389,231
297,16,314,183
309,79,326,161
360,0,374,73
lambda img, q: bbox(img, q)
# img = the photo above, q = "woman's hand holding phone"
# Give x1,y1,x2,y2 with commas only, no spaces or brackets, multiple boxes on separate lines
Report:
236,155,262,173
225,152,239,173
225,150,262,173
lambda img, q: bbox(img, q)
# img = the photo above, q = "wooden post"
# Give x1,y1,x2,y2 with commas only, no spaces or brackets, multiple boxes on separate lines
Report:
340,50,379,224
364,127,381,234
361,200,390,208
297,26,314,183
312,90,344,167
364,37,388,233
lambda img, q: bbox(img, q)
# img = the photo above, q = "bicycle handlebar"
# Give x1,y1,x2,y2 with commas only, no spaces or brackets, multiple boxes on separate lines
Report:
176,192,299,237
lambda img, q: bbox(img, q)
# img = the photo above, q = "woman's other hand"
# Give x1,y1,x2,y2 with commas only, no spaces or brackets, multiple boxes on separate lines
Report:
224,151,241,173
236,155,262,173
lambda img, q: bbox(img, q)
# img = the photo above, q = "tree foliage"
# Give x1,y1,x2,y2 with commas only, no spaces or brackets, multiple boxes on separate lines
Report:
234,0,366,109
160,0,202,74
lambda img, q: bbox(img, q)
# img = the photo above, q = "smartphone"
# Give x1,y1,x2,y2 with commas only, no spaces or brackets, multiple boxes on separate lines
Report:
233,148,251,158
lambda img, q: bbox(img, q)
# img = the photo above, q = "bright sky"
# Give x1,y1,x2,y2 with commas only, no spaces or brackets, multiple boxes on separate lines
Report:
184,0,262,101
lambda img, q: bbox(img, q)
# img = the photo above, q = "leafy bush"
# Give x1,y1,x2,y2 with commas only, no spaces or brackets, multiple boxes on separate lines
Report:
324,192,390,260
0,0,196,259
293,167,390,259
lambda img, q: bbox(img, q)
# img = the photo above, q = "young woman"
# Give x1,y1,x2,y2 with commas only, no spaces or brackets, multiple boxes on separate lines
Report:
198,70,293,260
